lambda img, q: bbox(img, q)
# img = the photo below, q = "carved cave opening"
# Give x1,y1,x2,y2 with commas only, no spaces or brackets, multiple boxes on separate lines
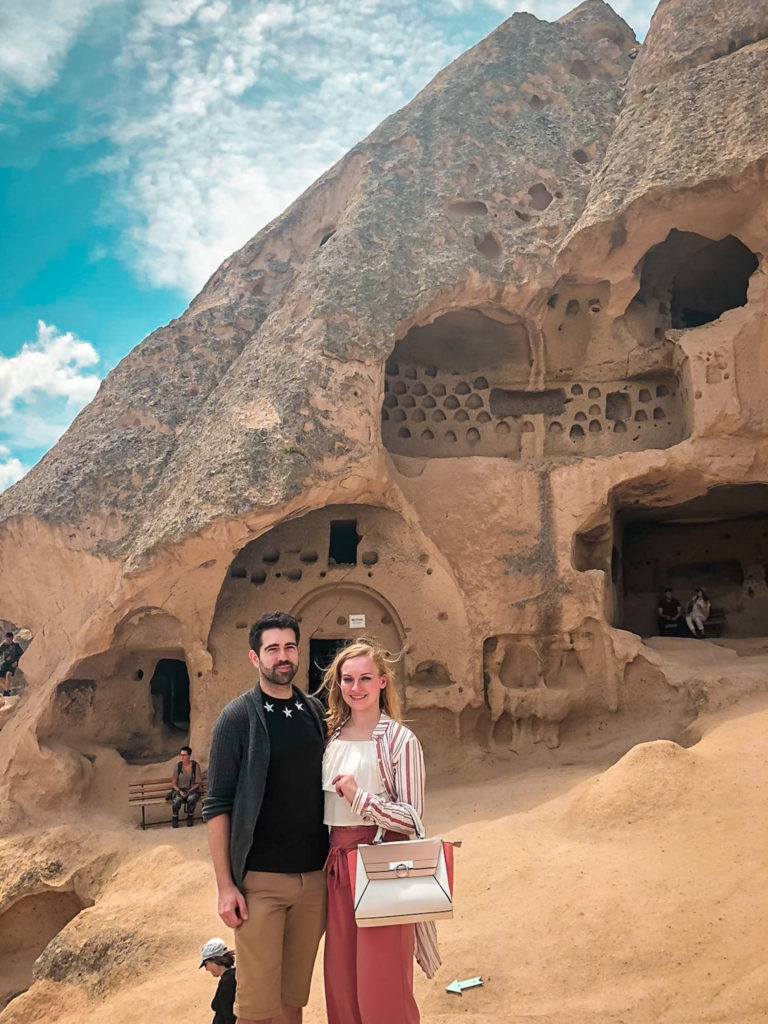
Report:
616,484,768,638
0,889,87,1010
210,504,466,712
624,230,758,342
382,307,688,460
54,647,192,764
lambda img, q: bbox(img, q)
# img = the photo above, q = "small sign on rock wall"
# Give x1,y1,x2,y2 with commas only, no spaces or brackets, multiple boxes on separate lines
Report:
349,614,366,628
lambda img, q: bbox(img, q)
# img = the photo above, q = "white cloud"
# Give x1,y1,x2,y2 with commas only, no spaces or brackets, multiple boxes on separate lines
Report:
0,0,116,101
91,0,461,294
0,446,27,491
0,322,101,460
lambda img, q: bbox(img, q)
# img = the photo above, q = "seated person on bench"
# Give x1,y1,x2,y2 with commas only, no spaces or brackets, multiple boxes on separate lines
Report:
171,746,202,827
657,588,683,636
685,588,711,639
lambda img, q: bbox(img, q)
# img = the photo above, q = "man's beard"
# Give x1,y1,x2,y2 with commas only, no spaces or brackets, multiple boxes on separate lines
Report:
260,662,298,687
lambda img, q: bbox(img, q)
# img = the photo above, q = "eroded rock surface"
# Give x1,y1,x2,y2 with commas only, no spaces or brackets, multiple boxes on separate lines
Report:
1,10,768,992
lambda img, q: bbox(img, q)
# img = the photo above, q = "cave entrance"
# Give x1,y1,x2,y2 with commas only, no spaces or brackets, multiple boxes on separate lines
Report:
292,584,406,700
0,890,87,1010
629,230,758,337
150,658,190,730
617,484,768,638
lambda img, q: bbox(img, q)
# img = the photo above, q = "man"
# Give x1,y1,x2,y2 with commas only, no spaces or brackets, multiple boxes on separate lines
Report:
204,611,328,1024
170,745,202,827
0,632,23,697
657,588,683,636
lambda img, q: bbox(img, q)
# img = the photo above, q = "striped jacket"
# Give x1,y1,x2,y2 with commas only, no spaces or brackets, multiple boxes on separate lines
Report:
330,713,441,978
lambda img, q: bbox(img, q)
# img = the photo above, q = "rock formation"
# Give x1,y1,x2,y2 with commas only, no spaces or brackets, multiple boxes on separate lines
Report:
2,0,768,1012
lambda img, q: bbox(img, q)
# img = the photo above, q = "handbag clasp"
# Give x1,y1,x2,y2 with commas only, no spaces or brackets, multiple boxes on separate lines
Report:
391,860,413,875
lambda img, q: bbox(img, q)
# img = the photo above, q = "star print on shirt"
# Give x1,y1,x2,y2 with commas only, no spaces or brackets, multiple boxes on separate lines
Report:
295,701,304,711
264,702,274,713
283,707,293,718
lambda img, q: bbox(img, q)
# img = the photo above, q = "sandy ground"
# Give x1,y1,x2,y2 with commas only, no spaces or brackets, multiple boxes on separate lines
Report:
2,684,768,1024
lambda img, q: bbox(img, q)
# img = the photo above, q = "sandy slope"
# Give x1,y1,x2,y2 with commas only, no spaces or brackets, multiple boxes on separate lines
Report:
2,698,768,1024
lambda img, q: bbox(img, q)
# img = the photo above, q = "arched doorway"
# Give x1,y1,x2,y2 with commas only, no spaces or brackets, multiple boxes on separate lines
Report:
291,583,406,698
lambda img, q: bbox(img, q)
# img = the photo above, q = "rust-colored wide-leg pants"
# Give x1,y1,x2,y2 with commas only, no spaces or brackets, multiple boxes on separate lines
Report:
325,825,419,1024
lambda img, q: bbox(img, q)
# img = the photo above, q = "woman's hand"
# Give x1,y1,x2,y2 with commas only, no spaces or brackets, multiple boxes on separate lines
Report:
332,773,358,804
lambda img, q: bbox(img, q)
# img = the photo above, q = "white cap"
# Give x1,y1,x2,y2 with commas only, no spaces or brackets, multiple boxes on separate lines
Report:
199,937,229,968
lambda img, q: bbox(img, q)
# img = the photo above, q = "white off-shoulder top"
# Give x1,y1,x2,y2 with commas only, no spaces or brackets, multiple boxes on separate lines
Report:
322,739,386,826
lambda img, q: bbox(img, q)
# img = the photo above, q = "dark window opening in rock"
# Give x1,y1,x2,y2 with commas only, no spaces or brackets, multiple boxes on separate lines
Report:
528,94,544,109
634,230,758,331
616,483,768,637
605,392,631,421
0,890,87,1009
309,639,348,700
150,658,190,730
490,388,566,417
230,567,247,578
329,520,359,566
319,230,335,247
572,149,590,164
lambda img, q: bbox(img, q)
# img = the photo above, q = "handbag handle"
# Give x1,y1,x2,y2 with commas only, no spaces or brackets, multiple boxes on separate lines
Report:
372,802,426,843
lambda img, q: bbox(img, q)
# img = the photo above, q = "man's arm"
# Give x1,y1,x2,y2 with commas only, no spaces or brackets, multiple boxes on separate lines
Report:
171,763,182,792
206,812,248,928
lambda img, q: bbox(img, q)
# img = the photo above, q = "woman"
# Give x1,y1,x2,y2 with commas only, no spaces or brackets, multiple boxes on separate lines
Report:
321,640,440,1024
199,937,237,1024
686,588,711,638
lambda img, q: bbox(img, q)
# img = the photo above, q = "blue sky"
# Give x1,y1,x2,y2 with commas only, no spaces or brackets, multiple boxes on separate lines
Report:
0,0,656,491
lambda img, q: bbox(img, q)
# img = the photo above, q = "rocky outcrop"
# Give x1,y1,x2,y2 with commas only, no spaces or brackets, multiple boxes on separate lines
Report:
0,0,636,559
1,0,768,850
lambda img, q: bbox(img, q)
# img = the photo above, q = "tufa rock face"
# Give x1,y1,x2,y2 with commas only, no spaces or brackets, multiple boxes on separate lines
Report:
0,0,636,556
1,0,768,834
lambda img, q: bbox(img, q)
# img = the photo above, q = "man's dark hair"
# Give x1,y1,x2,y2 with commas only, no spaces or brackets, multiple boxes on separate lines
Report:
4,632,12,639
249,611,300,653
180,745,192,755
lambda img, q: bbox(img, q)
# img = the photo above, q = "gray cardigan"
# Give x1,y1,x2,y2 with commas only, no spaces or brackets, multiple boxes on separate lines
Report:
202,684,326,890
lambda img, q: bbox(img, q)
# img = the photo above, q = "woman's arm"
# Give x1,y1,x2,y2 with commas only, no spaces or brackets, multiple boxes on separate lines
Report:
349,731,426,834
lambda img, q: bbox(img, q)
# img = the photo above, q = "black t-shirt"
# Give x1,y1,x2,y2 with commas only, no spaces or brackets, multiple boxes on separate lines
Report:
245,692,329,874
659,597,681,618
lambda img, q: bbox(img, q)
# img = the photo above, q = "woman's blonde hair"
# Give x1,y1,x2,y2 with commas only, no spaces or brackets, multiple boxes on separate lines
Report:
321,638,402,735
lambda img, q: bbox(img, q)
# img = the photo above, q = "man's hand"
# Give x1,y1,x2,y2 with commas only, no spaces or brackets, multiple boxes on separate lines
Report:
217,882,249,929
332,773,359,804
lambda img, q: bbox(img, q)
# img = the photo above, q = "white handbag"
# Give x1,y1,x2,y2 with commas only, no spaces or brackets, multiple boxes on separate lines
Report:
347,808,457,928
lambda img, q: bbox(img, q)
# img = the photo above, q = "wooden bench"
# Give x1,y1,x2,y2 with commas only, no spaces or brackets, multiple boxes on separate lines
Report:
704,608,726,638
129,773,207,830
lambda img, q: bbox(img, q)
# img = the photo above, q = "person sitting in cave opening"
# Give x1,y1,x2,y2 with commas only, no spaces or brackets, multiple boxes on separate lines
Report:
170,745,202,827
685,588,711,639
0,631,23,697
657,588,683,636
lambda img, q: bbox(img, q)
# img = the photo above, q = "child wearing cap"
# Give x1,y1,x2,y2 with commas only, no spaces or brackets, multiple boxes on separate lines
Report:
199,937,236,1024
